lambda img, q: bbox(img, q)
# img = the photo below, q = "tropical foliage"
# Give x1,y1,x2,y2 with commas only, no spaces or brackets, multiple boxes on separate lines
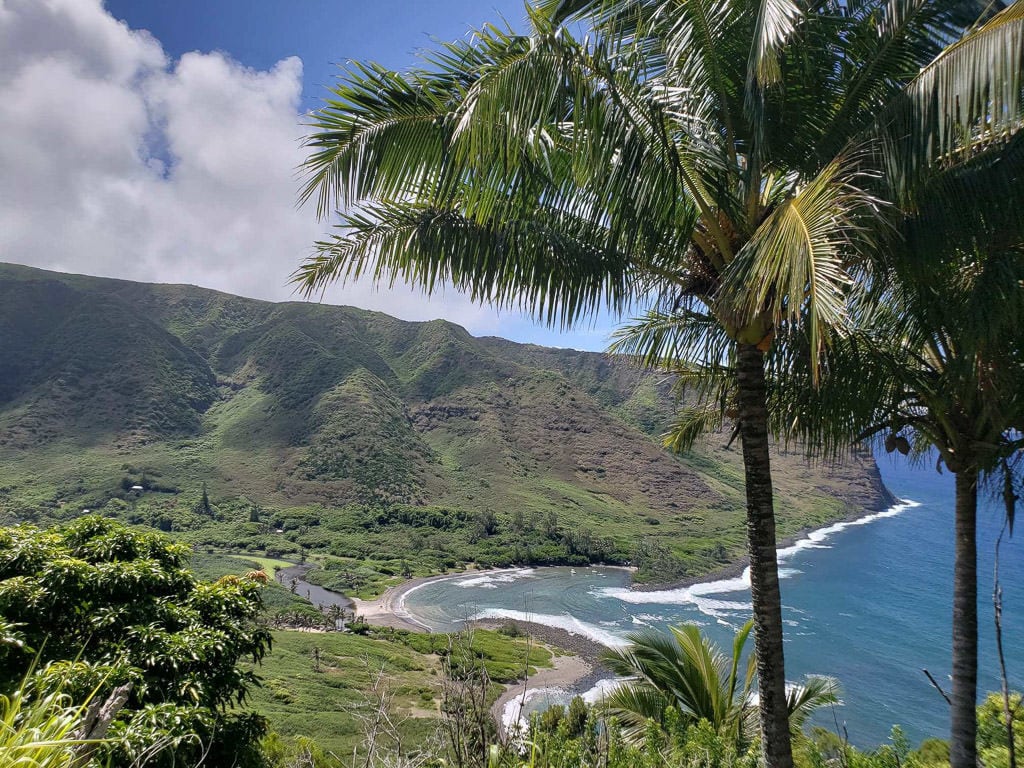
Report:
0,266,879,593
773,171,1024,768
0,516,272,767
1,0,1022,765
601,621,837,747
0,681,94,768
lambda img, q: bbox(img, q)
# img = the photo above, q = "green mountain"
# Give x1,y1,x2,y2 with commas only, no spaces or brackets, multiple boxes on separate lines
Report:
0,263,893,585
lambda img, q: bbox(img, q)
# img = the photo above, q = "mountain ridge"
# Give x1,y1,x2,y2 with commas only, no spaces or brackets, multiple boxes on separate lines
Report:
0,262,894,584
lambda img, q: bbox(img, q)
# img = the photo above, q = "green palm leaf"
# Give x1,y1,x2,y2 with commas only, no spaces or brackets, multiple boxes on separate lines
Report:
295,198,638,328
601,621,754,741
877,1,1024,197
719,156,879,376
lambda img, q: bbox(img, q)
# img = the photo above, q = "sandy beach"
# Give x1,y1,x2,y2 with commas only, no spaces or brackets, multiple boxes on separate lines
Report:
295,499,907,733
348,575,614,729
349,574,448,631
489,653,595,727
351,565,637,630
321,501,897,624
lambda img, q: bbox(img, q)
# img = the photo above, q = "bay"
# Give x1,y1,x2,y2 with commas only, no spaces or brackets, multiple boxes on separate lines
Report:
401,456,1023,747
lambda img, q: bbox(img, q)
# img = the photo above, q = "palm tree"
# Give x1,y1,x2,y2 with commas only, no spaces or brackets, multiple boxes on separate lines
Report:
776,234,1024,768
770,71,1024,765
296,4,1024,766
601,621,837,749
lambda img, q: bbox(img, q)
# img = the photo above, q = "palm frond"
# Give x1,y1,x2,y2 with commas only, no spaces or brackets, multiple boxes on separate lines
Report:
601,622,755,744
656,0,747,149
816,0,964,160
609,309,732,370
294,197,638,329
720,151,880,368
876,1,1024,197
786,675,841,731
747,0,801,92
663,406,726,453
609,308,737,452
300,60,459,218
602,682,669,742
898,130,1024,259
719,154,880,376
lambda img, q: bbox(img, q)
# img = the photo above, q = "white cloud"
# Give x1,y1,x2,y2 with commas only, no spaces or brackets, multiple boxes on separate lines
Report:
0,0,609,347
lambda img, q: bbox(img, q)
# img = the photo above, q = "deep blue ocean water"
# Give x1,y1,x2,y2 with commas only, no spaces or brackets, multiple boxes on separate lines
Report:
402,457,1023,747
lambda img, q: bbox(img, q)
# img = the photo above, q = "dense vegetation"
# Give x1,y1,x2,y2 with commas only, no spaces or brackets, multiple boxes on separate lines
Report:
295,0,1024,763
0,517,271,767
2,0,1023,762
2,518,1020,768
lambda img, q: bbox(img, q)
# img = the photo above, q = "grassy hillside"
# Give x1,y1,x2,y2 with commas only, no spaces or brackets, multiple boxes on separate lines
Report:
0,263,894,585
192,552,550,757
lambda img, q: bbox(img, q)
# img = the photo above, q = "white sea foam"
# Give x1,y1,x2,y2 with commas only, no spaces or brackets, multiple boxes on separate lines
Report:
395,568,536,618
473,608,630,648
595,582,752,615
501,687,566,732
775,500,919,562
383,578,439,630
454,569,536,588
581,678,628,704
634,613,666,623
501,679,631,733
595,500,919,613
750,678,842,707
400,502,919,632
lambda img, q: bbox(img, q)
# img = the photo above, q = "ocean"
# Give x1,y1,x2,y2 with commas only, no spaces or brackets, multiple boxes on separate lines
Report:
401,456,1023,747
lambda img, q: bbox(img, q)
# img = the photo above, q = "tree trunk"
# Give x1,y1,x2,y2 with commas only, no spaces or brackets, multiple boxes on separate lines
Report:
950,467,979,768
735,343,794,768
993,521,1017,768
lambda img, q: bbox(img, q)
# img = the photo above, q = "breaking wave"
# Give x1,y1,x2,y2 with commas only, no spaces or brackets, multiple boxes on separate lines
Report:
594,500,919,616
472,608,630,648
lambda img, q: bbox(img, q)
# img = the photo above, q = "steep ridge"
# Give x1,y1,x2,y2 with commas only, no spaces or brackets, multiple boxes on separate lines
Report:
0,263,893,583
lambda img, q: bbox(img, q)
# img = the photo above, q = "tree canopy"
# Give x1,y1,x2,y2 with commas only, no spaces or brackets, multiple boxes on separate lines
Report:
0,516,272,768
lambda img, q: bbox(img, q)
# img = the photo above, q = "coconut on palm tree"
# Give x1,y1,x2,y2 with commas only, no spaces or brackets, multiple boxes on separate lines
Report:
775,234,1024,768
296,3,1024,767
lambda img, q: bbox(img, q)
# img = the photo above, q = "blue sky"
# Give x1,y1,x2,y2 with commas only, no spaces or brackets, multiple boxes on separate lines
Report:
1,0,616,351
106,1,530,112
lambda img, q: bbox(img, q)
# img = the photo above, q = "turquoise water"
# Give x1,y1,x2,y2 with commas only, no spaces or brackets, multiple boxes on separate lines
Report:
402,457,1023,747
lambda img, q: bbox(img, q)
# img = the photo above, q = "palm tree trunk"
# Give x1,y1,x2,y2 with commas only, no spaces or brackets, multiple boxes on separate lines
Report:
735,342,793,768
950,466,978,768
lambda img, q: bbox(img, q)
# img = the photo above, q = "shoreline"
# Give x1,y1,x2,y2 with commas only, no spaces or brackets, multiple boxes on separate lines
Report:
352,565,632,632
632,497,904,593
472,618,612,731
347,497,914,618
350,574,448,632
283,496,916,731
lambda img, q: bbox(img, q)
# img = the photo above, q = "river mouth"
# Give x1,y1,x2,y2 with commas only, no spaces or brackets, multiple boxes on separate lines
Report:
275,564,353,611
267,460,1024,750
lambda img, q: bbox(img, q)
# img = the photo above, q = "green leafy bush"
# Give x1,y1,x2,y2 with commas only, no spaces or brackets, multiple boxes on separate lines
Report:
0,516,272,767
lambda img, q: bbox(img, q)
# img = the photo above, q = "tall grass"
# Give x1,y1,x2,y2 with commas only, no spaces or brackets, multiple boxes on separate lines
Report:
0,684,93,768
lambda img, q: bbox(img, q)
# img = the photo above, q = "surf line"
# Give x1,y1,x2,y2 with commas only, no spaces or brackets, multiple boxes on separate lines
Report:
393,567,538,626
396,499,922,640
599,498,921,608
